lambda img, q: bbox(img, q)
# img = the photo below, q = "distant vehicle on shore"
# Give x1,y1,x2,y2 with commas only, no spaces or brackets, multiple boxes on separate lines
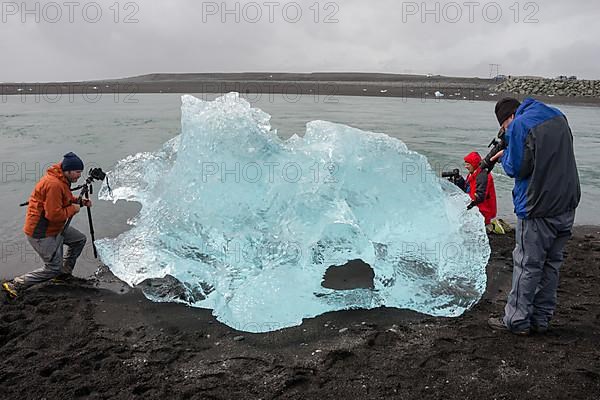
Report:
555,75,577,81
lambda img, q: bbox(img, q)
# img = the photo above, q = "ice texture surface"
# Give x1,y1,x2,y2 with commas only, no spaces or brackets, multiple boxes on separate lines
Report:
96,93,490,333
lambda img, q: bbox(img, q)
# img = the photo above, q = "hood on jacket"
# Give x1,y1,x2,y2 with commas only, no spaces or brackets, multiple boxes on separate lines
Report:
464,152,482,169
46,163,70,185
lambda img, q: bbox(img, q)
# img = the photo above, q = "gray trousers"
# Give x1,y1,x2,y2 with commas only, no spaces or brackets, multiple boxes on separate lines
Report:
14,227,87,288
503,209,575,331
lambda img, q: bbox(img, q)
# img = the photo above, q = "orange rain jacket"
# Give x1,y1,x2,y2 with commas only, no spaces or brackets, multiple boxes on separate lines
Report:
23,163,79,238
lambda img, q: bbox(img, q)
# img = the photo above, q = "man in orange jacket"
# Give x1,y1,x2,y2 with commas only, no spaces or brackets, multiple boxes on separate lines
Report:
463,151,497,227
3,152,92,298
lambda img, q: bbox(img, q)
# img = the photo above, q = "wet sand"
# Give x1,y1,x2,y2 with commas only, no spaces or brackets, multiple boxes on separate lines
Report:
1,226,599,399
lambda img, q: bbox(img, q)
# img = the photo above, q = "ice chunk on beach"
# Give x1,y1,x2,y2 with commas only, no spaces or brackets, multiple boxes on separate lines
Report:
96,93,490,333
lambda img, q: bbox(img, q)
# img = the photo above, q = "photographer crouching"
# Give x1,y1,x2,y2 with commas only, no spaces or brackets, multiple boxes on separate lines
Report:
3,153,92,298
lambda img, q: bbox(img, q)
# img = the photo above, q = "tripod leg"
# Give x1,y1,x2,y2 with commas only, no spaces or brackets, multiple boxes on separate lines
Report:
84,193,98,258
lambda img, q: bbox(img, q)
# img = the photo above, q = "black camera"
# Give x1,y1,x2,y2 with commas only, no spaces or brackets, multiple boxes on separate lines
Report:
78,167,109,198
480,128,506,172
441,168,465,190
441,168,460,178
88,167,106,182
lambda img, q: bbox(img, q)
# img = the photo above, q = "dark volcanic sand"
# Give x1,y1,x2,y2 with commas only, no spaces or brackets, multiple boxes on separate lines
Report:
2,73,600,107
1,227,600,399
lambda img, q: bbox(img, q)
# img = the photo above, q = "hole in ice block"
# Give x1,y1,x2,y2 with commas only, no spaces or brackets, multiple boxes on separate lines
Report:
321,259,375,290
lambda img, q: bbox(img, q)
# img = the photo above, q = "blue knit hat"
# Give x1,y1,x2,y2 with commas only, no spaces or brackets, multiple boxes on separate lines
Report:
61,152,84,171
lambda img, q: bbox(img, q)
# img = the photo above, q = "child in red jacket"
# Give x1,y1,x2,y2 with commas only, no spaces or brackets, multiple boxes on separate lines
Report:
463,151,497,226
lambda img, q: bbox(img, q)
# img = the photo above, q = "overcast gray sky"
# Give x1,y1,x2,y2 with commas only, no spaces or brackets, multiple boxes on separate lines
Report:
1,0,598,82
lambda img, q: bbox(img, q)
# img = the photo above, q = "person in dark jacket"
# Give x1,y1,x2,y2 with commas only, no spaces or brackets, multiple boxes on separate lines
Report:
463,151,497,226
2,152,92,298
488,98,580,335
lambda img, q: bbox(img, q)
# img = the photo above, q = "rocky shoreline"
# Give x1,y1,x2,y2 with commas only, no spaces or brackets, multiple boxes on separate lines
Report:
494,77,600,98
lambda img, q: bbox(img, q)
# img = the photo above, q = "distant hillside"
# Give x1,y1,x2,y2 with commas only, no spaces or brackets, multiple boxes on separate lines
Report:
111,72,495,84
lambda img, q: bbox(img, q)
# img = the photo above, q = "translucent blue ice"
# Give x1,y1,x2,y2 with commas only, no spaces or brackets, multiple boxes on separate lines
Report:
96,93,490,333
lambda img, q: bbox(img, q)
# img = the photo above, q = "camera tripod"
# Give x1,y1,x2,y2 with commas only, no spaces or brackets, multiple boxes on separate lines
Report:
61,168,110,259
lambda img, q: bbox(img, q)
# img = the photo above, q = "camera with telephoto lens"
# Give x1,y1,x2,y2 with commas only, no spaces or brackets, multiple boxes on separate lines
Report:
441,168,460,179
441,168,465,189
480,128,507,172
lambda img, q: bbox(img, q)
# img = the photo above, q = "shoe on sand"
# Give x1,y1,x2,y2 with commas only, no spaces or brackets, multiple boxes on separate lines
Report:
491,219,506,235
488,317,530,336
497,218,514,233
531,324,549,334
2,281,19,298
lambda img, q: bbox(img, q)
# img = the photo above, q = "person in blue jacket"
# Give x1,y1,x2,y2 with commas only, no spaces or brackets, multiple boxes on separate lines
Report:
487,97,580,335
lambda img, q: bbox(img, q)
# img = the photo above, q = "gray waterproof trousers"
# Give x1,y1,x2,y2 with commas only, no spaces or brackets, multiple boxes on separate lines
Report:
503,209,575,331
14,227,87,288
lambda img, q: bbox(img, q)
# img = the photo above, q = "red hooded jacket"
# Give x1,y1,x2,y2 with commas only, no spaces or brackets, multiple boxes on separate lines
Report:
464,152,497,225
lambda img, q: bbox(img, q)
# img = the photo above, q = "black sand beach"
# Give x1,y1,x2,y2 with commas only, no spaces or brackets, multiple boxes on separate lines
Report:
1,227,599,399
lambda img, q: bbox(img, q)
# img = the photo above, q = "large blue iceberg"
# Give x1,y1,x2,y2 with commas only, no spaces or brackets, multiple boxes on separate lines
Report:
96,93,490,333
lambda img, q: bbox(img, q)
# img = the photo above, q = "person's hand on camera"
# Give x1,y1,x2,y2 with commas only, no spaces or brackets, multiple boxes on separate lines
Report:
82,199,92,208
491,150,504,162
